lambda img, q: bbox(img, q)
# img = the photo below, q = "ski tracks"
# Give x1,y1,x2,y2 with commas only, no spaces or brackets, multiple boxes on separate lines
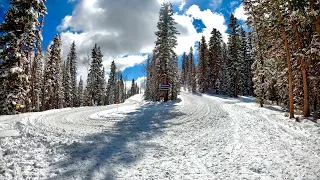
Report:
1,92,320,179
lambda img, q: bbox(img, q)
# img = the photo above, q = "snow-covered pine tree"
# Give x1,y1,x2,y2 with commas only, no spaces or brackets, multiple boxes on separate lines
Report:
130,79,136,97
208,28,223,93
243,0,266,107
188,47,196,93
77,76,84,107
238,27,248,96
106,60,117,104
43,34,63,110
146,1,179,101
99,67,106,105
135,82,140,94
0,0,47,114
87,44,104,105
31,14,45,112
245,32,254,96
219,43,228,95
169,54,180,99
227,14,240,97
198,36,209,93
63,59,72,107
67,41,77,107
180,52,188,90
115,71,121,103
119,73,125,103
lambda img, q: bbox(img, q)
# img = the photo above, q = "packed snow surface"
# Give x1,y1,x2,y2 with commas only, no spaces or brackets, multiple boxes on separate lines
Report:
1,92,320,179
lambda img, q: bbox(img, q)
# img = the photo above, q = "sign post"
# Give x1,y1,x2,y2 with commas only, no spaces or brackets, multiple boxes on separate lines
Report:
116,101,119,112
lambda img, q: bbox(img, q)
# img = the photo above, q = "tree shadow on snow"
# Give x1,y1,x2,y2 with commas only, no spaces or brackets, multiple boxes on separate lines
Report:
50,100,185,180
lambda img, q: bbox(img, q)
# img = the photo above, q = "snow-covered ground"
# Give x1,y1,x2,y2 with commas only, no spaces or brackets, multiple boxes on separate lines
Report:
1,92,320,179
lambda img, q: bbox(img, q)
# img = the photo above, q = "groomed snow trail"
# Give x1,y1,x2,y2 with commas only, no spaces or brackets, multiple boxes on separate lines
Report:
1,92,320,179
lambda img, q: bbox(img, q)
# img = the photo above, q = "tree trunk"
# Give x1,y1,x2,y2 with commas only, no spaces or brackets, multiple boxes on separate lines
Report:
276,1,295,119
288,1,310,117
235,69,239,97
310,0,320,38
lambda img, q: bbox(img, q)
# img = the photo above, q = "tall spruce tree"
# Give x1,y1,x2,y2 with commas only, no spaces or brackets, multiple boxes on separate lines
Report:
106,60,117,104
0,0,47,114
87,44,104,105
208,28,223,93
78,76,84,107
67,41,77,107
238,27,248,96
146,1,179,101
63,60,72,107
227,14,240,97
198,36,209,93
188,47,196,93
43,34,63,110
181,52,188,90
31,14,45,112
119,73,125,103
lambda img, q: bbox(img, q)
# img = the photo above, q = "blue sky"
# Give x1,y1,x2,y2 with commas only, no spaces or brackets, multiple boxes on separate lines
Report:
0,0,247,87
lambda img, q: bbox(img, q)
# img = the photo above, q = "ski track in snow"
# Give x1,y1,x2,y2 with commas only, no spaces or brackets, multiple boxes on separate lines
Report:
0,92,320,179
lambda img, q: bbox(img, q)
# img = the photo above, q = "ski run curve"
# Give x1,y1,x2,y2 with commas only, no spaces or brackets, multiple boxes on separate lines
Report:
1,91,320,179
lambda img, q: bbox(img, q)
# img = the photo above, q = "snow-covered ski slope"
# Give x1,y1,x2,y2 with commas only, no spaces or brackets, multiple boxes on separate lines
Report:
1,91,320,179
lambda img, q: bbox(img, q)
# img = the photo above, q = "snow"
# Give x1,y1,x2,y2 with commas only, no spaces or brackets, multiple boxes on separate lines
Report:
9,67,23,74
0,93,320,179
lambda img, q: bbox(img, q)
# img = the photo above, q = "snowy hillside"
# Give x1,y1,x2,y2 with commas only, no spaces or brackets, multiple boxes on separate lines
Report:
0,92,320,179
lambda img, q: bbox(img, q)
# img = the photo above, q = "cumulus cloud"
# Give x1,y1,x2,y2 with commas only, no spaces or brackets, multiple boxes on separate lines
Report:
173,4,228,55
58,0,228,81
234,4,248,21
210,0,222,10
178,0,186,11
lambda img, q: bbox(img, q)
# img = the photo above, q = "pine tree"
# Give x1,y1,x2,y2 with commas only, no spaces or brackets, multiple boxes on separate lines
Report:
227,14,240,97
208,28,223,93
130,79,136,96
188,47,196,93
220,43,228,94
63,60,72,107
78,76,84,106
245,32,254,96
31,14,45,112
87,44,104,105
106,60,117,104
180,52,188,90
43,34,63,110
198,36,209,93
99,67,106,105
238,27,248,96
0,0,47,114
119,73,125,103
146,1,179,101
67,41,77,107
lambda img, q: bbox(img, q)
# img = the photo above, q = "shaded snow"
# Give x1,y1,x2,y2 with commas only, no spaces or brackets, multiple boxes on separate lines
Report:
0,93,320,179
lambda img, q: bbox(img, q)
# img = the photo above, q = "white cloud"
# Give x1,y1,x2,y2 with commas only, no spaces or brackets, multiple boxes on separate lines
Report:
234,4,248,21
58,0,228,83
210,0,222,10
113,55,148,72
178,0,186,11
173,4,228,54
229,1,239,8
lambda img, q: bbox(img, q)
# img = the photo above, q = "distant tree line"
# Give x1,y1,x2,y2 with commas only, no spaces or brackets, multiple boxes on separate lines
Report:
0,0,138,115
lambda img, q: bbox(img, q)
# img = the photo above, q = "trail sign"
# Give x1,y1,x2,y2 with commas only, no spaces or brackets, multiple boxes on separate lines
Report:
159,84,171,90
